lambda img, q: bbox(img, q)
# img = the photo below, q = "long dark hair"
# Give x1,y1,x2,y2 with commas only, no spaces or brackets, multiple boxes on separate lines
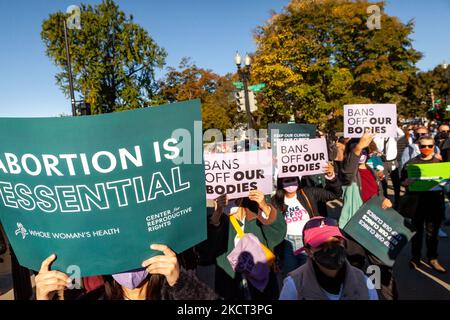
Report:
343,138,360,160
272,177,302,211
102,274,165,300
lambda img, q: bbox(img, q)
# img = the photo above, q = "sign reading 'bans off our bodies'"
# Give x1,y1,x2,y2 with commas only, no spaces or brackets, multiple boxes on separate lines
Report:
204,149,273,200
276,138,328,178
344,104,397,138
0,100,207,276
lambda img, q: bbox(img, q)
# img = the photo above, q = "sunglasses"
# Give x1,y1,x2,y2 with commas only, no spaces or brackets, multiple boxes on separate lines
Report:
303,217,339,230
419,144,434,149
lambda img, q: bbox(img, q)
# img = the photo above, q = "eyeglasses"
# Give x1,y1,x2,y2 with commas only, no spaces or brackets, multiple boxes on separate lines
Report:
441,130,449,134
419,144,434,149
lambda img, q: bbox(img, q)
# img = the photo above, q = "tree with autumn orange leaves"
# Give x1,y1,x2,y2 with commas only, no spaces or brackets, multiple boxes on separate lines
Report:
158,58,245,132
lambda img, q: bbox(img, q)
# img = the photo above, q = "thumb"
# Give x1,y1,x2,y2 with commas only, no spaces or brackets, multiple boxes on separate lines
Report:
39,254,56,273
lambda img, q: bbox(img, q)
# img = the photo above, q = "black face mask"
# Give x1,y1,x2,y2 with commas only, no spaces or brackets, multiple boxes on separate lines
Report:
313,245,346,270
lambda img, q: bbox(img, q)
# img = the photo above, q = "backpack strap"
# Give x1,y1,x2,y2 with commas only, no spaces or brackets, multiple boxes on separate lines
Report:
229,215,245,238
300,189,315,217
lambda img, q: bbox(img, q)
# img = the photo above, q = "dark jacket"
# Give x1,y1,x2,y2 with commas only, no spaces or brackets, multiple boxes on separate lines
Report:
440,138,450,162
0,224,6,256
399,155,445,219
77,269,218,300
271,176,342,218
339,151,385,200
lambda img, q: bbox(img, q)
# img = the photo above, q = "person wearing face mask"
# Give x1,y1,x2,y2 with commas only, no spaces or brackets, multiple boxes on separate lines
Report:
400,126,441,170
271,163,342,277
339,132,393,226
338,131,398,300
434,124,450,228
435,124,450,162
435,124,450,227
401,135,447,273
35,244,218,300
279,216,378,300
204,190,286,300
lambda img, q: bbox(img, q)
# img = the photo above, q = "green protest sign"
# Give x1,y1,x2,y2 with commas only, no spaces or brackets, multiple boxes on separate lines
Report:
268,123,317,149
0,100,206,276
406,162,450,192
343,196,415,267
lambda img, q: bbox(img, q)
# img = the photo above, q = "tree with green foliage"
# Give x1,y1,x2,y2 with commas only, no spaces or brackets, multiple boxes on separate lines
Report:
251,0,422,128
202,75,247,132
401,64,450,120
41,0,166,114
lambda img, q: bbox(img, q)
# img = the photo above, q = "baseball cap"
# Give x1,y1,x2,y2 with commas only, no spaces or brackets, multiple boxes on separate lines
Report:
302,216,346,248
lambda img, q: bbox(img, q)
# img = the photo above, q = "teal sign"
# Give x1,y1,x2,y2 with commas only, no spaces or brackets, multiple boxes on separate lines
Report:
233,81,244,90
249,83,266,92
268,123,317,151
343,196,415,267
0,100,207,276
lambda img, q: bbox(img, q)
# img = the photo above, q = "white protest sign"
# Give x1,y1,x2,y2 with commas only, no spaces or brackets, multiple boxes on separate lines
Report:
277,138,328,178
204,149,273,200
344,104,397,138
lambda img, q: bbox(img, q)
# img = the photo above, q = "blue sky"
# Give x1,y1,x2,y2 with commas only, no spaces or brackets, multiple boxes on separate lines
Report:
0,0,449,118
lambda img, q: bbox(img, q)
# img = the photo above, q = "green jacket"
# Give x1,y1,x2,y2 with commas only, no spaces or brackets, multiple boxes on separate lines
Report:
209,200,287,278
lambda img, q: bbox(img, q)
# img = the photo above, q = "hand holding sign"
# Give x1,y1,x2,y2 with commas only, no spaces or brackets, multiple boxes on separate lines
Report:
249,190,272,219
323,162,335,178
142,244,180,287
35,254,70,300
381,198,392,210
249,190,266,208
354,130,375,156
215,194,228,212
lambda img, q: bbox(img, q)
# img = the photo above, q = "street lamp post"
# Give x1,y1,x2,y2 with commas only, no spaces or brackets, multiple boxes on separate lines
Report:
63,19,77,117
443,62,448,107
235,52,254,130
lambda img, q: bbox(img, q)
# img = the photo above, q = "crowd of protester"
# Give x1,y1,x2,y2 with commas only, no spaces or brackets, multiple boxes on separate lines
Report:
0,118,449,301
